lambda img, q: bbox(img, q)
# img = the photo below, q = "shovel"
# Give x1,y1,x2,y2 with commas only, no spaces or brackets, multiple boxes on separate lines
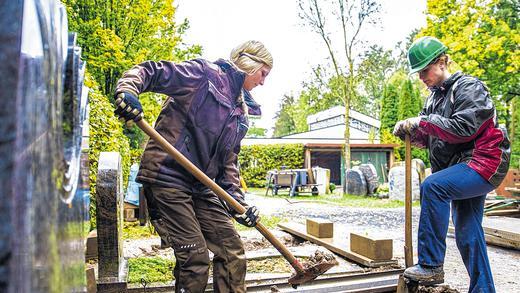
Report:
396,134,417,292
135,119,337,287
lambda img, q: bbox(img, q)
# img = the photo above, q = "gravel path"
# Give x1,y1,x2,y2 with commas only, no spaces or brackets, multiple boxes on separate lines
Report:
244,193,520,293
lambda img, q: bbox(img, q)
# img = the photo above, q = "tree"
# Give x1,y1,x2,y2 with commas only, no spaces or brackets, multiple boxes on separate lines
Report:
64,0,202,148
246,117,267,138
273,94,298,137
64,0,202,96
380,70,429,165
357,45,396,116
398,79,423,120
420,0,519,126
273,68,347,138
380,80,400,132
298,0,381,193
511,97,520,169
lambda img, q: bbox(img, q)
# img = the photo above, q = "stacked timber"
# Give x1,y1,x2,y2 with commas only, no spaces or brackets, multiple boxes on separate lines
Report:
484,192,520,217
449,216,520,250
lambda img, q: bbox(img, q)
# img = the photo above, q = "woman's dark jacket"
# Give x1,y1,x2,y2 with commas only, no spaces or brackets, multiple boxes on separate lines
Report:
411,71,510,187
115,59,260,205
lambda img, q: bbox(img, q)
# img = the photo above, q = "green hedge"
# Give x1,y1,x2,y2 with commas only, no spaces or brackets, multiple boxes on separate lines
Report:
238,144,304,187
87,73,130,230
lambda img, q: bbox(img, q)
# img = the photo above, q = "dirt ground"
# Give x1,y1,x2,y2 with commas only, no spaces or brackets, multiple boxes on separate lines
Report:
122,193,520,292
245,193,520,293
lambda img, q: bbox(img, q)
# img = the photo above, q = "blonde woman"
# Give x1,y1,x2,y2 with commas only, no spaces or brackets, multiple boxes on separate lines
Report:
114,40,272,292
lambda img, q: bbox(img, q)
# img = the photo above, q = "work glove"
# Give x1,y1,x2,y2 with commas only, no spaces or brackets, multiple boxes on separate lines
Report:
114,92,143,127
393,116,422,140
233,206,260,227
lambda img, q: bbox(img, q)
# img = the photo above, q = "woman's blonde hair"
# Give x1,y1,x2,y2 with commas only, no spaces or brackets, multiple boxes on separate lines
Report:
230,40,273,74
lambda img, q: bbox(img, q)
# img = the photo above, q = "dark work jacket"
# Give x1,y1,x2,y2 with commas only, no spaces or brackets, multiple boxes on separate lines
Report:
411,71,510,187
115,59,261,205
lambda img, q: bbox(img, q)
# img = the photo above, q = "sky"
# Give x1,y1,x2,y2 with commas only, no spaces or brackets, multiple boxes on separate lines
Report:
175,0,427,134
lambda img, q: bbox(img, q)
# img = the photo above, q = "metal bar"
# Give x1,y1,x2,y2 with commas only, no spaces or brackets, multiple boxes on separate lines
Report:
126,269,404,293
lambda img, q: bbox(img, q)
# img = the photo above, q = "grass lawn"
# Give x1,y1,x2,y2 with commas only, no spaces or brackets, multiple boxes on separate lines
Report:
247,187,420,208
233,214,285,231
128,256,304,284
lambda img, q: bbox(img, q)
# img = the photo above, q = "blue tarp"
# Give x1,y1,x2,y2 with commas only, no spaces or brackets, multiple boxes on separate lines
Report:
125,163,142,206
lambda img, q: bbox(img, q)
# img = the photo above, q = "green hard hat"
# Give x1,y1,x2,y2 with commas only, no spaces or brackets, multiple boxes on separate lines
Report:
407,36,448,75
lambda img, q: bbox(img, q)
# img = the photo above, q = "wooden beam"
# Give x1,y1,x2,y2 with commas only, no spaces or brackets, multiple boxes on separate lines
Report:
279,222,398,267
448,216,520,250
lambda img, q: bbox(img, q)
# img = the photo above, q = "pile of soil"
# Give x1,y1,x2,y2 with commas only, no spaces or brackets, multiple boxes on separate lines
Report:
418,285,459,292
304,250,338,269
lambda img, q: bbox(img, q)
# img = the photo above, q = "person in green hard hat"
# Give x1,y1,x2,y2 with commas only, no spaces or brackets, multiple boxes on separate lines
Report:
393,36,510,292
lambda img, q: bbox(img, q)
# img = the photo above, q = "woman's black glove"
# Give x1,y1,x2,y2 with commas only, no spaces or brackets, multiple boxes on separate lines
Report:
114,92,143,127
233,206,260,227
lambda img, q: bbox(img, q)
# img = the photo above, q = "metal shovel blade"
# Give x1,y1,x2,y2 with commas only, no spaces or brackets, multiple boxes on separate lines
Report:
287,250,338,287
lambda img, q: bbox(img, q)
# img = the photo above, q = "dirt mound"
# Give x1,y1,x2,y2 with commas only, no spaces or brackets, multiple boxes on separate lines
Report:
418,285,459,293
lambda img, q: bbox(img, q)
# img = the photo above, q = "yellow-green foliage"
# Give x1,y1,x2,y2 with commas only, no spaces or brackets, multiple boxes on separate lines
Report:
128,257,175,284
86,73,130,229
238,144,304,187
123,222,155,240
512,97,520,169
420,0,518,125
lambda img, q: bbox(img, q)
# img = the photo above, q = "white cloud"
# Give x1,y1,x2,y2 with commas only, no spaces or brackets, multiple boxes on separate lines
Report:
175,0,426,133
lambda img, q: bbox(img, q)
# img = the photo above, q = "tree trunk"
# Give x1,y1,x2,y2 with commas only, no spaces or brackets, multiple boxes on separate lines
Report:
342,76,351,195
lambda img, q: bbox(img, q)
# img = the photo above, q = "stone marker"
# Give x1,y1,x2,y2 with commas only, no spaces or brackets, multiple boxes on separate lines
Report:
86,267,96,293
359,164,380,195
85,229,97,260
96,152,127,291
306,218,334,238
350,232,393,261
388,165,420,201
412,158,426,183
346,168,367,196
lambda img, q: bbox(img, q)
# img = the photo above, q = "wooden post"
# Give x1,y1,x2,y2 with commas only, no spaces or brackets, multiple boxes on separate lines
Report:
404,135,414,268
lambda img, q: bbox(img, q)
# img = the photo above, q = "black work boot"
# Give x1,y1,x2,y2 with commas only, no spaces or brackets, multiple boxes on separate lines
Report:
404,264,444,285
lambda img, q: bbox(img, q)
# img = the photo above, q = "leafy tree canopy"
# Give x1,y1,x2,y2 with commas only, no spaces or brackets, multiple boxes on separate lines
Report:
420,0,518,108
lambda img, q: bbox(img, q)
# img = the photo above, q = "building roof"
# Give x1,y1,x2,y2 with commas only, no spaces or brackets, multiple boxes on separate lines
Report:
307,106,380,128
241,137,397,149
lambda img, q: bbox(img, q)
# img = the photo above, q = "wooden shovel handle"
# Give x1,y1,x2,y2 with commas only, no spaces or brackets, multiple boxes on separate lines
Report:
404,134,414,268
136,119,306,274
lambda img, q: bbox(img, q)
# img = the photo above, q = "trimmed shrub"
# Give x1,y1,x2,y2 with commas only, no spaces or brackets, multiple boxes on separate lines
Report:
87,73,130,229
238,144,304,187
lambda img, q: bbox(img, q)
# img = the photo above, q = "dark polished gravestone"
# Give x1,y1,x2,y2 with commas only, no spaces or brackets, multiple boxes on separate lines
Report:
0,0,90,292
96,152,128,291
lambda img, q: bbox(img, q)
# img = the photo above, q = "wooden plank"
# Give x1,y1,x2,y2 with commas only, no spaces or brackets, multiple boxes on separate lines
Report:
279,222,398,267
448,216,520,250
350,233,393,261
485,209,520,217
449,226,520,250
482,216,520,242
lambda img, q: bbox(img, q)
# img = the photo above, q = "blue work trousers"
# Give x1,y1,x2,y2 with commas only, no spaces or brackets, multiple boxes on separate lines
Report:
418,163,496,293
